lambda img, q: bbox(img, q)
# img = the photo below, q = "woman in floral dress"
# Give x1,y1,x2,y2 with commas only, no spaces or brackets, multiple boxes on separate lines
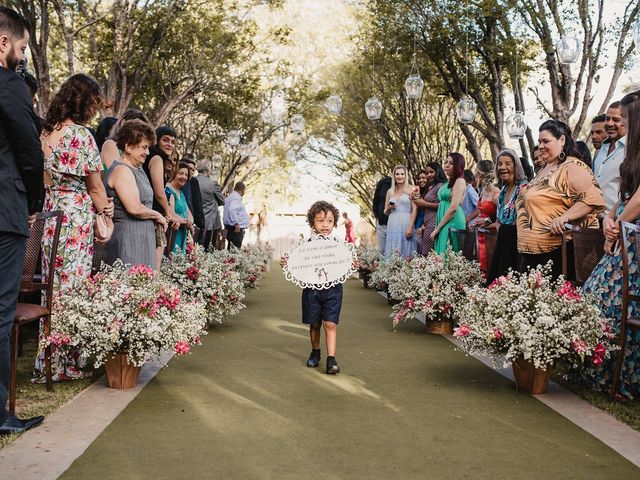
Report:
34,74,113,382
573,89,640,398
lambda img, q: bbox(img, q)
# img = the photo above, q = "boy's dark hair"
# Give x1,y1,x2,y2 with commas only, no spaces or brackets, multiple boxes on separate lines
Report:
591,113,606,124
463,169,475,184
306,201,339,229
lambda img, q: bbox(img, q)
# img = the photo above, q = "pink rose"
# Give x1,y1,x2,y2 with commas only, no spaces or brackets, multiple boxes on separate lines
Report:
453,325,471,337
571,339,587,354
558,281,581,301
492,327,503,340
175,341,190,355
186,266,200,281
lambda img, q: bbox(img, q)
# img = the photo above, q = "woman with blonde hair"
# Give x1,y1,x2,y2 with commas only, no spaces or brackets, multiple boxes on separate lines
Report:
383,165,417,259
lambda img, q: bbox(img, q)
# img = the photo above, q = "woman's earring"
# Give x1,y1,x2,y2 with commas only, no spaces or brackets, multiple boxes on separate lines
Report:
559,151,566,161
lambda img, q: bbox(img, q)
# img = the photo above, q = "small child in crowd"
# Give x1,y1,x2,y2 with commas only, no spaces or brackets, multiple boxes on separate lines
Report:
281,200,345,374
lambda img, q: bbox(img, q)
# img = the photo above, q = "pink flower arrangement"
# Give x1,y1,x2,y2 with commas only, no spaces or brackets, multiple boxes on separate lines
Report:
558,281,581,301
129,264,155,278
47,332,71,346
174,341,191,355
571,339,587,354
591,343,606,366
487,276,508,290
156,287,181,310
492,327,503,340
186,266,200,281
453,325,471,337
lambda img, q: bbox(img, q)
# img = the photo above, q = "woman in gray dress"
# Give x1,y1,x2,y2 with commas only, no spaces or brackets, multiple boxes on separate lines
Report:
104,119,167,270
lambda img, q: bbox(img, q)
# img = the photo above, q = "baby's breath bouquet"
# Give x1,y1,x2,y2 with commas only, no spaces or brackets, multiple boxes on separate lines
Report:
368,251,409,291
356,245,381,273
163,245,245,325
454,264,616,370
48,262,208,368
212,245,267,289
391,247,483,328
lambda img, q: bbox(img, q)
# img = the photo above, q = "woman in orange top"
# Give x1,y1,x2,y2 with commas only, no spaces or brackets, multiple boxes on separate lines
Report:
516,120,605,279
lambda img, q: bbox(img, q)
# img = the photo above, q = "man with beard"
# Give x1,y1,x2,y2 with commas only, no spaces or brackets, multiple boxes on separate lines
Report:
593,101,627,213
0,6,45,435
589,113,607,157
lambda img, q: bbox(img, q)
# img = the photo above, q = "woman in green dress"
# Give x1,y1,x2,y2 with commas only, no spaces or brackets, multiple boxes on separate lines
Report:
165,162,194,253
431,153,467,254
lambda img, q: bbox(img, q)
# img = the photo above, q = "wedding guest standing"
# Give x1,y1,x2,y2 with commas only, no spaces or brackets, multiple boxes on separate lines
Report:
195,160,225,251
223,181,250,250
372,175,392,256
100,109,149,170
383,165,417,259
36,73,114,382
104,120,167,269
165,162,194,254
467,160,499,272
412,170,428,253
486,150,528,283
343,212,356,244
516,120,604,279
572,90,640,398
412,162,446,255
460,169,479,219
143,125,180,267
432,153,466,254
0,6,45,435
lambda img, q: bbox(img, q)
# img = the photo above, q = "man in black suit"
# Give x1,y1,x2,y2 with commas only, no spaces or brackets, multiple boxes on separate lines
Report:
0,6,45,435
372,176,392,256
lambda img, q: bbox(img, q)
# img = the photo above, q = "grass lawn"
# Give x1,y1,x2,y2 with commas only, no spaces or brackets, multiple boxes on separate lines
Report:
1,325,100,450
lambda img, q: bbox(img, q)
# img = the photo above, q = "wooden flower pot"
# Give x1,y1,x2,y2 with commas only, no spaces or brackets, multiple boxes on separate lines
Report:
359,270,371,289
425,319,453,335
104,353,141,389
511,357,551,394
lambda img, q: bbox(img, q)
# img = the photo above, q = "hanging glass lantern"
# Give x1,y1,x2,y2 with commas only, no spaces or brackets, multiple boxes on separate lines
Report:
456,97,477,124
227,130,241,146
325,94,342,115
404,73,425,100
291,114,305,134
556,35,580,65
634,20,640,54
238,143,251,159
506,111,527,139
365,97,383,120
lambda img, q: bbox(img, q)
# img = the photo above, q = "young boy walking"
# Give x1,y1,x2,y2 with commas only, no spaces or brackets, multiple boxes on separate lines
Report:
282,201,344,374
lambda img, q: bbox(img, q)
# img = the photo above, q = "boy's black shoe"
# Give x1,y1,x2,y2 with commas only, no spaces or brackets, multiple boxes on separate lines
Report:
326,356,340,374
307,349,321,368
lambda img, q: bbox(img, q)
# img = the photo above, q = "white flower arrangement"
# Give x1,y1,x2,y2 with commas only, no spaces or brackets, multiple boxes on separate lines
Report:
356,245,381,273
162,245,246,325
368,251,409,291
390,247,483,327
210,244,269,289
48,262,208,368
454,264,616,370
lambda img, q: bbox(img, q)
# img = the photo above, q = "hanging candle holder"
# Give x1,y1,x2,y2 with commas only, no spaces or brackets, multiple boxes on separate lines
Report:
365,97,383,120
634,20,640,54
326,94,343,115
506,111,527,139
556,35,580,65
291,114,305,134
227,130,241,146
404,73,425,100
456,97,477,124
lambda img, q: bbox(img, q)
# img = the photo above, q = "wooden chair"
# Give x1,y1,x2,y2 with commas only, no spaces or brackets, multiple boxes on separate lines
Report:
449,228,476,261
610,221,640,398
562,224,605,286
475,227,498,274
9,211,62,413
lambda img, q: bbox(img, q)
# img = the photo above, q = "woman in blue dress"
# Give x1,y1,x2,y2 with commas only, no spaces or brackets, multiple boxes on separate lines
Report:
574,89,640,398
165,162,194,253
383,165,417,259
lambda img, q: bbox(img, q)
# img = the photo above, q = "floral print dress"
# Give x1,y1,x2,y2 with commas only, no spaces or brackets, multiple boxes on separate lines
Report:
571,204,640,398
34,124,102,382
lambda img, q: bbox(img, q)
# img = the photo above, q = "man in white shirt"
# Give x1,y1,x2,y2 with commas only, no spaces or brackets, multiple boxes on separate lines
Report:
223,181,250,249
593,101,626,213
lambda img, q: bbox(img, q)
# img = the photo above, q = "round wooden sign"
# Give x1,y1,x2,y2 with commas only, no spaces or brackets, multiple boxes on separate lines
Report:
284,235,357,289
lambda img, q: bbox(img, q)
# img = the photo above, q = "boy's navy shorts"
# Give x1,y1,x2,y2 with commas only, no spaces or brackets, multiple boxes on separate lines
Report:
301,284,343,325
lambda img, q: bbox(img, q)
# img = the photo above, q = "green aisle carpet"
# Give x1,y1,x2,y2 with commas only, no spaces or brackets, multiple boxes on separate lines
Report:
61,266,639,479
